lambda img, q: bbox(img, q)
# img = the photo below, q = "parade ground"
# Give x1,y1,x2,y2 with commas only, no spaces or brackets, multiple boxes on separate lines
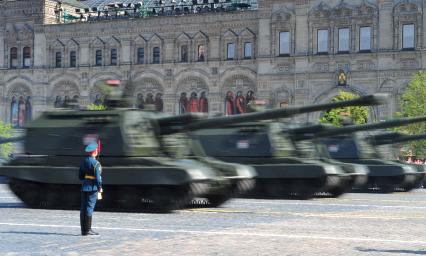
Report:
0,184,426,256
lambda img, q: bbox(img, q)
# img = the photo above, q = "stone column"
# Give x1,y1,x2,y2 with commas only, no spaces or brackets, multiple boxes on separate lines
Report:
258,19,271,58
295,1,309,55
0,29,4,69
163,38,174,64
33,25,46,68
377,0,393,50
79,42,90,67
208,35,220,62
120,37,132,65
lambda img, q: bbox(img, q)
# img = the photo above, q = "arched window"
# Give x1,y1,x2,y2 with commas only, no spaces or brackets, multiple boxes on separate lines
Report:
55,52,62,68
137,48,144,64
10,96,31,128
187,92,199,112
145,93,155,104
54,96,63,108
198,45,205,61
136,93,144,109
181,45,188,62
95,50,102,66
70,51,77,67
224,90,255,115
225,91,235,115
179,92,189,114
10,97,18,127
10,47,18,68
154,93,163,112
25,96,32,122
110,48,117,65
153,47,160,64
199,91,208,113
23,47,31,68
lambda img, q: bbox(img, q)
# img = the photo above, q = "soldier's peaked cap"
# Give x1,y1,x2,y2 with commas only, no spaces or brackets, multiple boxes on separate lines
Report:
85,142,98,152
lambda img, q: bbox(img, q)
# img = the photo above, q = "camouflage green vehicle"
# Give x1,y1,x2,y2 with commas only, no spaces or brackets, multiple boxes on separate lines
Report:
283,123,370,197
368,132,426,189
146,112,257,207
0,93,385,210
184,95,385,199
189,122,346,199
0,110,233,212
290,117,426,192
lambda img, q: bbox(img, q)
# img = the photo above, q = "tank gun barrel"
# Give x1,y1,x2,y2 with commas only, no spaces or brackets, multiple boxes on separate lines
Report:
180,94,387,132
0,136,25,145
156,113,207,135
156,113,206,127
290,116,426,141
369,132,426,146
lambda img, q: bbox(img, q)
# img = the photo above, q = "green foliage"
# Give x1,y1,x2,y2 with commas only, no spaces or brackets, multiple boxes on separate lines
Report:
394,71,426,158
320,90,369,127
0,121,13,159
86,104,107,111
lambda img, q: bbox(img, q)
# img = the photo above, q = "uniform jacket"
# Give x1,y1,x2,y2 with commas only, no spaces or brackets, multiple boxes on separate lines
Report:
79,156,102,192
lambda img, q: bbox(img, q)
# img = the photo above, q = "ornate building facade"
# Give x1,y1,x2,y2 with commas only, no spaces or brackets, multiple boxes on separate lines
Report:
0,0,424,127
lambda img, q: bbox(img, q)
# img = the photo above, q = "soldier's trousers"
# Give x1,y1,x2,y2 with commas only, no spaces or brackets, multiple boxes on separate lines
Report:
80,191,97,217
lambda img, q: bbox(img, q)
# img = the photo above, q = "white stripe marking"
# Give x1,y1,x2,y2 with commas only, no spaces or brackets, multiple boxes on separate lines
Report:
231,200,426,210
0,222,426,245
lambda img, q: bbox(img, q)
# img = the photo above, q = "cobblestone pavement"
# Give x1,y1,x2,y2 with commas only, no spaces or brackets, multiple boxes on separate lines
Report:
1,184,426,256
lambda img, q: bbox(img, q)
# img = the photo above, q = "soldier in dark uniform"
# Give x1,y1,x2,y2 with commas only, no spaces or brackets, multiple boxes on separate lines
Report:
79,142,103,236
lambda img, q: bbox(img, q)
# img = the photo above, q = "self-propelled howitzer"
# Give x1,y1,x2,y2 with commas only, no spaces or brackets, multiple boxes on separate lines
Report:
180,94,386,199
0,110,233,212
367,132,426,188
282,124,370,196
144,111,256,207
0,93,386,209
288,116,426,192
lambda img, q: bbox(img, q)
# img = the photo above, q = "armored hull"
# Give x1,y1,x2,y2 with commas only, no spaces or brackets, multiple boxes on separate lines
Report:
322,136,418,193
1,154,225,212
284,126,369,197
190,124,347,199
0,110,230,212
0,93,386,205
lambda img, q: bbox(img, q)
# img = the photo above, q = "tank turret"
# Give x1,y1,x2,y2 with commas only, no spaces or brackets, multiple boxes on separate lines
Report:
0,136,24,144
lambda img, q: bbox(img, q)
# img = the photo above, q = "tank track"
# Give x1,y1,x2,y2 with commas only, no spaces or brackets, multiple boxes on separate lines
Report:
8,178,193,213
184,179,255,208
358,175,415,193
242,177,328,200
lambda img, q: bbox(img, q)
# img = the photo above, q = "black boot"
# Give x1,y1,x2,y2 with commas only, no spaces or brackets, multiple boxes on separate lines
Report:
86,215,99,236
80,213,87,236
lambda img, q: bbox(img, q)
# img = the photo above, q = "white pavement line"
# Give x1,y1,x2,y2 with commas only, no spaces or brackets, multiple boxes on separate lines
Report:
1,222,426,245
339,198,426,203
0,197,17,199
231,200,426,210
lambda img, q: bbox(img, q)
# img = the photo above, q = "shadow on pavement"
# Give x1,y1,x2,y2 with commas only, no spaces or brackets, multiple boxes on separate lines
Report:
0,202,24,208
1,231,80,237
356,247,426,255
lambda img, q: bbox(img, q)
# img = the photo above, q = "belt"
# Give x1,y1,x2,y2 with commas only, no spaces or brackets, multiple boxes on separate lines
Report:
84,175,96,180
